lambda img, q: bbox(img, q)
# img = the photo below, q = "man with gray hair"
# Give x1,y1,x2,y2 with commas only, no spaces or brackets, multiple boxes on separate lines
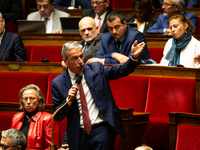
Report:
147,0,198,34
0,129,26,150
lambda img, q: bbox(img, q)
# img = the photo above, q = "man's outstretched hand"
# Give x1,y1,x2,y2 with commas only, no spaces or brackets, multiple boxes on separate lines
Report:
131,40,145,59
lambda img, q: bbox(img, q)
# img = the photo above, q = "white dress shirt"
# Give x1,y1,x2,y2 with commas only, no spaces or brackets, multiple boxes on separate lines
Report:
94,11,107,27
67,69,106,128
42,12,54,33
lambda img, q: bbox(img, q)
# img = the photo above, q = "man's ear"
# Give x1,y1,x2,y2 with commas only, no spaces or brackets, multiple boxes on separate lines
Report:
175,5,180,12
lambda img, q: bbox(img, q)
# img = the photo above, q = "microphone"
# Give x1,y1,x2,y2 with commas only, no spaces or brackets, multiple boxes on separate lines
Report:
50,75,83,150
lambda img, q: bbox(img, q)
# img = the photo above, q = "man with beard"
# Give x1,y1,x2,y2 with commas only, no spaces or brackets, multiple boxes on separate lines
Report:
86,11,150,64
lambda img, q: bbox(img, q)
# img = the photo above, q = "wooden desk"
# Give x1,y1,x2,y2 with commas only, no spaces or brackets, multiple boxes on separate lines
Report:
20,33,200,48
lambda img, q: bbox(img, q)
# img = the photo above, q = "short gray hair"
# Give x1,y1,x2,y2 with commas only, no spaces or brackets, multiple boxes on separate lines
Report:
172,0,185,14
61,41,83,60
1,129,26,148
19,84,45,111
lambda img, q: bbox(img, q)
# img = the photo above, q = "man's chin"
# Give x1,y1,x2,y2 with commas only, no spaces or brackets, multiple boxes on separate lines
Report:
163,12,168,16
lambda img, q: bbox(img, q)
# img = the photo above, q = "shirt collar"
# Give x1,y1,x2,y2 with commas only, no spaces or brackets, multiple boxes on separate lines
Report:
115,36,125,43
42,11,54,20
68,69,83,80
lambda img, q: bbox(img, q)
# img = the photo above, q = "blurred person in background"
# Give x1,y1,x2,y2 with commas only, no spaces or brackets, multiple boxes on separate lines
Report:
0,129,26,150
27,0,70,33
0,12,26,61
147,0,198,34
125,0,158,33
160,14,200,68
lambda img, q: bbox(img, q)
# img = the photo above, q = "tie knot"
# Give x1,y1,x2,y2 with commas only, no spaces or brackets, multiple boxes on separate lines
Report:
98,16,101,20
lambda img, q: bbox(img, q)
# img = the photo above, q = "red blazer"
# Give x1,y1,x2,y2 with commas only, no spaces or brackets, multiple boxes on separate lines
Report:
11,111,59,150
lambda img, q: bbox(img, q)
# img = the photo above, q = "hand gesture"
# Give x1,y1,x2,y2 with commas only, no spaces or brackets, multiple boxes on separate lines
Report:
131,40,145,59
194,55,200,65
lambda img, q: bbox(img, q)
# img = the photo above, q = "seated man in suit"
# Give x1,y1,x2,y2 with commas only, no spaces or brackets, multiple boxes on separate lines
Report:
81,0,114,33
61,16,102,69
54,0,92,9
147,0,198,34
0,12,26,61
0,129,26,150
27,0,70,33
52,40,145,150
87,11,150,64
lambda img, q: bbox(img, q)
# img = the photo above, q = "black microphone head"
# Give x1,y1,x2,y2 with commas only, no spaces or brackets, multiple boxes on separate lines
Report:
75,75,82,84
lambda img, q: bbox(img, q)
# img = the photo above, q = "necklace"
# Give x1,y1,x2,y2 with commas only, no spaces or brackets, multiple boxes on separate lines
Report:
26,115,31,122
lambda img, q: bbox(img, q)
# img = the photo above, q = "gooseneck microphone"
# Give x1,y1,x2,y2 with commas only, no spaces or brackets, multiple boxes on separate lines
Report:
50,75,83,150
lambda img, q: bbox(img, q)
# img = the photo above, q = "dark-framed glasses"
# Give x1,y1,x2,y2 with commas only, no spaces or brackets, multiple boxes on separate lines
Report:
21,97,37,102
91,0,107,5
0,144,18,150
162,3,176,7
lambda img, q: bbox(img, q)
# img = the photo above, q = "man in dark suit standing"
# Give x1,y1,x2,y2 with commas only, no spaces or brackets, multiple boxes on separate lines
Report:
0,12,26,61
81,0,114,33
87,11,150,64
52,40,145,150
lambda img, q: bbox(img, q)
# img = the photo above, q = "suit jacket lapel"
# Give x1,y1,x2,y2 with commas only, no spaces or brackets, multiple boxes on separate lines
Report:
63,69,73,90
83,65,96,98
0,31,10,60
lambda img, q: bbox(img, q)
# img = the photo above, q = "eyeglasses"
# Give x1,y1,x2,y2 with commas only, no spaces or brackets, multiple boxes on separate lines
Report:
37,4,50,9
91,0,107,5
21,97,37,102
162,3,176,7
0,144,18,150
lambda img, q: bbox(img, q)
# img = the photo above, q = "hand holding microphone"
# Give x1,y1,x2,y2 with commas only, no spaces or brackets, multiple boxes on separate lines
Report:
67,75,83,102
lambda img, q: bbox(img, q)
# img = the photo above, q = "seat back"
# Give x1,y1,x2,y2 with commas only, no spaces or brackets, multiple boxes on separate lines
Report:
198,17,200,35
24,46,32,62
145,77,196,118
30,46,63,62
176,125,200,150
46,73,60,104
0,72,49,103
109,76,149,112
0,112,15,131
148,48,164,63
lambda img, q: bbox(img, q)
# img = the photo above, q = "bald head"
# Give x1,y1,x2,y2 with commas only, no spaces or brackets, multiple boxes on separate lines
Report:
79,17,98,43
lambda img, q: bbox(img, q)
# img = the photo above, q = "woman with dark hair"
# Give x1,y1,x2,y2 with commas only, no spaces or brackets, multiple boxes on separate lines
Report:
160,14,200,68
125,0,158,33
11,84,60,150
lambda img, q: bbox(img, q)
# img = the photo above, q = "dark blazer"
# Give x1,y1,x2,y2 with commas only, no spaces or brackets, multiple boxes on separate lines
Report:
125,14,158,33
81,7,114,33
54,0,92,9
0,31,26,61
95,25,150,64
0,0,22,21
79,33,102,63
147,12,198,33
52,58,140,150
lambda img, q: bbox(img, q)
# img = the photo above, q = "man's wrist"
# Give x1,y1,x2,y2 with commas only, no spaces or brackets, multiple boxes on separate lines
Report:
131,55,137,60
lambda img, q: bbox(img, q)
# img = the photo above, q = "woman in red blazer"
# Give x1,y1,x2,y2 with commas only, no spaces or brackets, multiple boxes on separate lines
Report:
11,84,60,150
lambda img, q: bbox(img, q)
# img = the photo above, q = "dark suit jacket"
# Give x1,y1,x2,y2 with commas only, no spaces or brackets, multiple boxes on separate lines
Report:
0,31,26,61
54,0,92,8
79,33,102,63
0,0,22,21
81,7,114,33
52,58,140,150
147,12,198,33
95,25,150,64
